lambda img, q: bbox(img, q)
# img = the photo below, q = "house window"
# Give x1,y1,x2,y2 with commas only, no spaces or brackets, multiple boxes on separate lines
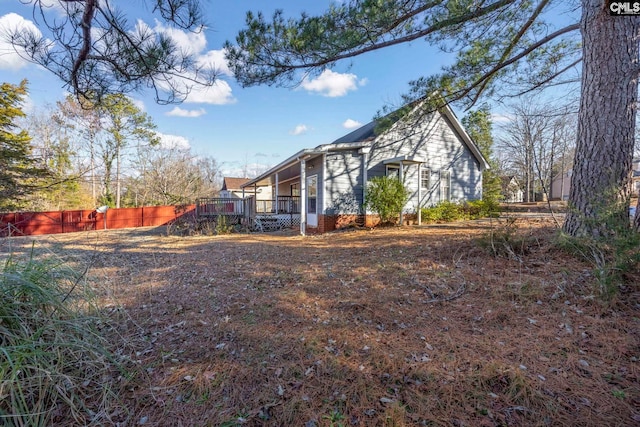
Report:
386,165,400,180
421,168,431,189
307,175,317,214
291,183,300,197
440,170,451,201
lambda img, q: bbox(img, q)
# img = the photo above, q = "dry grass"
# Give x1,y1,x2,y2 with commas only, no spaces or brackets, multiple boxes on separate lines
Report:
1,217,639,426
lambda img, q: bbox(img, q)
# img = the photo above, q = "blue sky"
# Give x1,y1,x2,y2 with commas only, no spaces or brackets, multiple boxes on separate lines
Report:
0,1,575,177
0,1,452,176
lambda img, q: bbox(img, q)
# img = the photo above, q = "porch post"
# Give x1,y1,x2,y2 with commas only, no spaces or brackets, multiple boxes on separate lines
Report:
399,161,404,226
360,147,370,219
417,163,422,226
242,188,245,216
300,159,306,236
275,172,279,213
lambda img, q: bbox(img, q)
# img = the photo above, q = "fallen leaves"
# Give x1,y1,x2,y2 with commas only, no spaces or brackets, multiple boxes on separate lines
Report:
3,220,638,426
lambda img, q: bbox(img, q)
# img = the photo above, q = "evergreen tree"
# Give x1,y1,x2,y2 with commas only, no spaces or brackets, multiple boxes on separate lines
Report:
0,80,48,211
462,105,502,203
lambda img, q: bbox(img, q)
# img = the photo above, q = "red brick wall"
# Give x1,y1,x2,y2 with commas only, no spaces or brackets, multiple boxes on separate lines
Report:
313,214,380,233
364,215,380,228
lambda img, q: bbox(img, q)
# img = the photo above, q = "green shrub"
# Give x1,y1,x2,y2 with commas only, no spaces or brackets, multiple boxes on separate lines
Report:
215,215,234,234
422,201,462,222
466,199,501,218
420,199,500,223
365,176,409,225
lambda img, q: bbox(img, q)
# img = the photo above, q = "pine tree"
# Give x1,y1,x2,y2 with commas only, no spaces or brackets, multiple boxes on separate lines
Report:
0,80,48,211
462,105,502,203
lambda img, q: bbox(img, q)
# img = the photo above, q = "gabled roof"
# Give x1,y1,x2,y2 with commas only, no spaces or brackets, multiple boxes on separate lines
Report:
501,175,520,186
222,177,250,191
241,101,490,189
331,121,377,144
330,102,489,170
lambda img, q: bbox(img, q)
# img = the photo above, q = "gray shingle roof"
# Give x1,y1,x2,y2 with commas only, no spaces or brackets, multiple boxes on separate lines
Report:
330,120,377,144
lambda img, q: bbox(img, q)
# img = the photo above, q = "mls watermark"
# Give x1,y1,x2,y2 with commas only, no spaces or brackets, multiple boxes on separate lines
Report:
609,1,640,15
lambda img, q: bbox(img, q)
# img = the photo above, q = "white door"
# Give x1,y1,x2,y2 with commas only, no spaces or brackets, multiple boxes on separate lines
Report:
307,174,318,227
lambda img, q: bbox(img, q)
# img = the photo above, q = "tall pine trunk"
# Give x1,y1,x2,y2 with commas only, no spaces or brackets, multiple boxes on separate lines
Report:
563,1,639,237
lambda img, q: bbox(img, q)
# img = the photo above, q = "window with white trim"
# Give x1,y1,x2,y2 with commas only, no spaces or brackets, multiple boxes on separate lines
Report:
307,175,317,214
440,170,451,201
421,168,431,189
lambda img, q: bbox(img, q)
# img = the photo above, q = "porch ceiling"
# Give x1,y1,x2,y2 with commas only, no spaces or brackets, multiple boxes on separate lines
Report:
240,149,324,189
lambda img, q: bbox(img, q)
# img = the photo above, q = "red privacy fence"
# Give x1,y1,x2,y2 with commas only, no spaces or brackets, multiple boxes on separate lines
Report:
0,205,195,237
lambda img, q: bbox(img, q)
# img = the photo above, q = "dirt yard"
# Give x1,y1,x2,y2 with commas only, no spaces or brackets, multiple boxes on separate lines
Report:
2,217,639,426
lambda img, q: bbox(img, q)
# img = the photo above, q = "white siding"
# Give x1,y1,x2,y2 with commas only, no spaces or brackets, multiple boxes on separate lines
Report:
366,110,483,210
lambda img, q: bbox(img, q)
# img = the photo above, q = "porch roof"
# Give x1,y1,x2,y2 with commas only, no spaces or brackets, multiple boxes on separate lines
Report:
382,155,427,165
241,142,367,189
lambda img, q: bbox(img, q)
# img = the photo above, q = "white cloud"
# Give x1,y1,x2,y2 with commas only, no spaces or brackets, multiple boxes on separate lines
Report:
0,13,43,71
156,132,191,150
134,20,235,104
166,106,206,117
149,21,232,76
197,49,232,76
183,79,235,105
301,69,365,97
151,20,207,56
39,1,67,12
491,113,513,123
289,124,308,135
343,118,362,129
130,97,146,112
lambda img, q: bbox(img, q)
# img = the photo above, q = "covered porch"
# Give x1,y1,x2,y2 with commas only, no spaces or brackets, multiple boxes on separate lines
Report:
240,149,325,235
195,195,301,231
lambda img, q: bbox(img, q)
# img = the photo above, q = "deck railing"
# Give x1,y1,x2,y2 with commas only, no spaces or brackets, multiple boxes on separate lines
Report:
196,198,244,216
255,196,301,214
196,196,301,218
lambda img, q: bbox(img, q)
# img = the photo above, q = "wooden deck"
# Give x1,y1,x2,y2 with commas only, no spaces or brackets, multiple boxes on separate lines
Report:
195,198,244,217
196,196,301,231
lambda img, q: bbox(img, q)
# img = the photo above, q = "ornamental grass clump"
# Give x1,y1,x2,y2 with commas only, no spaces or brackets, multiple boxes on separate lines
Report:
0,253,125,426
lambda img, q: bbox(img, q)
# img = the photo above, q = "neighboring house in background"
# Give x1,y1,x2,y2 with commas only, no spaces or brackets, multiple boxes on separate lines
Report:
240,102,489,234
551,170,572,201
501,176,524,203
551,158,640,201
220,177,271,201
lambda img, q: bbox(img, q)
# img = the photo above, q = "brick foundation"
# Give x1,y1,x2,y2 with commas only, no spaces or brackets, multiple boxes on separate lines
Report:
311,214,381,233
305,213,422,234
